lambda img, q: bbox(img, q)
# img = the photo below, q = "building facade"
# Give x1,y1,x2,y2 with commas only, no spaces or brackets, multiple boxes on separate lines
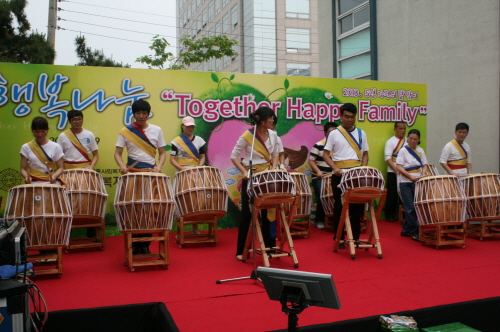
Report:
177,0,499,173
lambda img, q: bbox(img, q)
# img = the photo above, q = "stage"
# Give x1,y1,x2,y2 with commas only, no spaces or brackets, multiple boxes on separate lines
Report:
33,220,500,331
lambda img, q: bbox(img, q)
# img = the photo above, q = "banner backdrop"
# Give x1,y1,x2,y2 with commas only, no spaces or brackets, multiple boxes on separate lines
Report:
0,63,427,233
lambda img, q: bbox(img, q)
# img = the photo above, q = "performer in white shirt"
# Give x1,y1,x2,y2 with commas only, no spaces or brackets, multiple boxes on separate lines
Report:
114,100,166,255
439,122,472,176
322,103,369,246
170,115,206,234
383,122,406,222
58,110,99,170
230,106,279,261
396,129,428,242
20,116,64,184
308,122,338,229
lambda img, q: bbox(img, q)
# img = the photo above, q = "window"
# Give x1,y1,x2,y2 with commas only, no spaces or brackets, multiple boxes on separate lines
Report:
286,0,310,19
222,14,229,34
286,28,310,53
208,1,214,21
222,0,229,8
202,9,208,27
287,63,311,77
339,5,370,34
215,0,221,15
231,5,238,29
336,0,372,79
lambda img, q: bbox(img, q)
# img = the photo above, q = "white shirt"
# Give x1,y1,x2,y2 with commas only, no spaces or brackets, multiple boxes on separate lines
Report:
324,127,369,171
230,129,279,166
277,136,284,154
384,136,407,173
58,128,98,163
116,123,166,166
20,141,64,180
170,135,206,159
439,140,471,176
396,145,428,183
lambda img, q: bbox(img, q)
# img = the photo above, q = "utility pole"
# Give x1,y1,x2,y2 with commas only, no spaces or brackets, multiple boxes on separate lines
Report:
47,0,58,64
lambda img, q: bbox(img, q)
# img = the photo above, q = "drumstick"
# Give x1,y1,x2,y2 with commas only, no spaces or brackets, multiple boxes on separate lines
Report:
126,160,141,171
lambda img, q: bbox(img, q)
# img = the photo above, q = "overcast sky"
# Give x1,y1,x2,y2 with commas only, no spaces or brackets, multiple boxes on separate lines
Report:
24,0,177,68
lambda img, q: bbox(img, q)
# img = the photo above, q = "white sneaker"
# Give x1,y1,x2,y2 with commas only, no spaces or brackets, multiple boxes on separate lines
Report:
316,222,325,229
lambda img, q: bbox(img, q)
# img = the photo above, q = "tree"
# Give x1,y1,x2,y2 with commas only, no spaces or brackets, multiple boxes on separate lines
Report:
0,0,55,64
75,35,130,67
136,34,238,70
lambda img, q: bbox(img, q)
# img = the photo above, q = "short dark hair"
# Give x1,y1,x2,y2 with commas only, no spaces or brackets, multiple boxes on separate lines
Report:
408,128,421,145
131,100,151,114
250,106,274,125
324,122,338,133
272,114,278,125
340,103,357,115
455,122,469,132
394,121,406,129
67,110,83,120
31,116,49,131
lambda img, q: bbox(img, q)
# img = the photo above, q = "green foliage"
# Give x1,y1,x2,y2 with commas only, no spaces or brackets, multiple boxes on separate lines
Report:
0,0,55,64
75,35,130,67
136,34,238,70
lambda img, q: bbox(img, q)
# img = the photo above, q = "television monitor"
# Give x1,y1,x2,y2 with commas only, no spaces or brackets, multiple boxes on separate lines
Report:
0,221,27,266
257,267,341,310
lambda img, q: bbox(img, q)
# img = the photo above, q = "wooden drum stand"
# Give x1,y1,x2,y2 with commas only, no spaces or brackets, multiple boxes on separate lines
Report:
176,212,218,248
466,217,500,241
122,229,169,272
242,194,300,268
333,188,386,260
68,216,106,251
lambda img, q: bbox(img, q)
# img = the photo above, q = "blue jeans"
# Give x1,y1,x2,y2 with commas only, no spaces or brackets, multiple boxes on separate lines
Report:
311,177,325,223
399,182,419,236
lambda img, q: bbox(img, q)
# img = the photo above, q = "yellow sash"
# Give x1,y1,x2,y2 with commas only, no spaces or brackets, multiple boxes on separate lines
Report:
320,139,332,157
391,138,405,162
119,127,156,159
241,129,271,163
27,140,55,174
173,136,200,166
64,161,91,169
337,126,362,161
448,140,467,166
27,141,65,184
334,160,362,169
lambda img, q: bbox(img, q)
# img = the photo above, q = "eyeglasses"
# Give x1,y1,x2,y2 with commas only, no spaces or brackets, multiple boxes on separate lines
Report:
71,118,83,122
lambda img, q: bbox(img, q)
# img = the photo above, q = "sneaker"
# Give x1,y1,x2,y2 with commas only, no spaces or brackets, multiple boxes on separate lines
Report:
316,222,325,229
236,255,243,261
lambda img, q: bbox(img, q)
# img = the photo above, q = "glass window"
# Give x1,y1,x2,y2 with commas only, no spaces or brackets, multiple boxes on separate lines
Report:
339,0,365,15
216,22,221,35
222,14,229,33
339,28,370,58
208,1,214,21
215,0,221,15
222,0,229,8
231,5,238,28
232,44,239,60
202,9,208,26
339,52,370,78
286,0,310,19
286,28,310,53
287,63,311,77
354,5,370,27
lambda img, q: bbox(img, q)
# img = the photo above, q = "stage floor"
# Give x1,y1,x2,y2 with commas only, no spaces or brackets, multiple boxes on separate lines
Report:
33,221,500,331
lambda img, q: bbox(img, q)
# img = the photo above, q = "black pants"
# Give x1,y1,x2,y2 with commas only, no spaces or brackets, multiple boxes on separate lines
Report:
384,172,399,220
332,174,364,240
236,179,274,256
